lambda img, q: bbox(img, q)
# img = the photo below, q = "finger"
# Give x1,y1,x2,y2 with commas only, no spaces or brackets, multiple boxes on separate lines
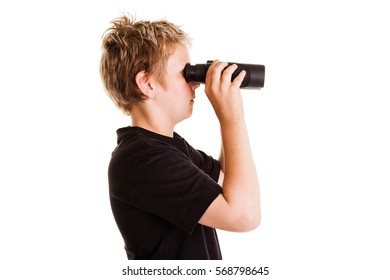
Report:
213,61,229,81
221,63,238,85
207,60,221,73
206,60,228,84
231,70,247,87
213,61,229,74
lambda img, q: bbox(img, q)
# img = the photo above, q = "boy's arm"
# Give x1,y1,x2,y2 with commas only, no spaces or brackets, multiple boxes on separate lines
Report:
199,61,260,232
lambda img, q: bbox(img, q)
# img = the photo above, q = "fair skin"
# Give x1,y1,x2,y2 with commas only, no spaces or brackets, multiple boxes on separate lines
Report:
132,44,199,137
133,44,260,232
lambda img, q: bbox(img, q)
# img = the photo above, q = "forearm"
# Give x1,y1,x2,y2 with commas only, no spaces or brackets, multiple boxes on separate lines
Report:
220,115,260,227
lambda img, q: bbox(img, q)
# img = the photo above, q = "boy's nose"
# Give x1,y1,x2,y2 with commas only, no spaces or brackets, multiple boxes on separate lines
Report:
190,82,200,91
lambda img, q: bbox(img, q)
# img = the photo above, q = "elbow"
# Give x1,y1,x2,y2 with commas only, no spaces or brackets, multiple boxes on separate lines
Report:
245,213,261,232
234,211,261,232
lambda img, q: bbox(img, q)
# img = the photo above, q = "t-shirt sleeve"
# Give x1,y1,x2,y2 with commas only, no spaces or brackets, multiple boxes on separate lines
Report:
190,148,221,183
128,146,222,235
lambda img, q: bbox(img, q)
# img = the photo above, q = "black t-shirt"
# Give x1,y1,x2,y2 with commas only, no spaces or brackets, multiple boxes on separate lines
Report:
108,126,222,260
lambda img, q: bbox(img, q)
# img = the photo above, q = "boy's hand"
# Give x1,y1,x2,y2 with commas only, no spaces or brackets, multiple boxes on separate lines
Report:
204,60,247,123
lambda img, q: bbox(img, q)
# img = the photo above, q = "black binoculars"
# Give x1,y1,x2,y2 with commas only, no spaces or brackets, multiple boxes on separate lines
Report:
183,60,265,89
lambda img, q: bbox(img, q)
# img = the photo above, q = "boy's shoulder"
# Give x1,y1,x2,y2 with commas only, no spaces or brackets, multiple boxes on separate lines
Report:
114,126,187,157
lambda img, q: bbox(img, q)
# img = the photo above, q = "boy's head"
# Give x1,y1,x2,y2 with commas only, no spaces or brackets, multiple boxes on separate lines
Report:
100,14,191,115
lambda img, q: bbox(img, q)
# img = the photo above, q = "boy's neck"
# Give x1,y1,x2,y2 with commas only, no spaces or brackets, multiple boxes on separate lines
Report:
131,115,175,138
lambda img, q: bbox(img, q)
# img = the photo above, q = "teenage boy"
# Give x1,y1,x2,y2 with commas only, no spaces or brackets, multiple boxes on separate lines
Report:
100,15,260,260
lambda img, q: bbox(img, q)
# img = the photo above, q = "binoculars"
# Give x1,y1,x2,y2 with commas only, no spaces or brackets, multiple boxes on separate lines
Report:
183,60,265,89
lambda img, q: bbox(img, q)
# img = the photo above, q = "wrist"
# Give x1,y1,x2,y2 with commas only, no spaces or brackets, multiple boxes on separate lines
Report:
218,112,245,128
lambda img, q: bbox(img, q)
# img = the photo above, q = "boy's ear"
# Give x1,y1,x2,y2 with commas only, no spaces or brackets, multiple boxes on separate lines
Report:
135,70,155,98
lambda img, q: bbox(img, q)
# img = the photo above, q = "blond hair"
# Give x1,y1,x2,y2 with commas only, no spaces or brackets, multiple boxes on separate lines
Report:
100,14,191,115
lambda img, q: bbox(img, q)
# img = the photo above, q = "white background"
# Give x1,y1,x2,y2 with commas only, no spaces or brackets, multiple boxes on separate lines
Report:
1,0,389,279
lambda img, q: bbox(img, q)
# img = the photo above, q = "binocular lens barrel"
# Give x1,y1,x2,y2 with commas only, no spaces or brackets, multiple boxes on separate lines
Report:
184,60,265,89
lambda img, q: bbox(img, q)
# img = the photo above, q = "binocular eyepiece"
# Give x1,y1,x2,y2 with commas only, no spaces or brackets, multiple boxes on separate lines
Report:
183,60,265,89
